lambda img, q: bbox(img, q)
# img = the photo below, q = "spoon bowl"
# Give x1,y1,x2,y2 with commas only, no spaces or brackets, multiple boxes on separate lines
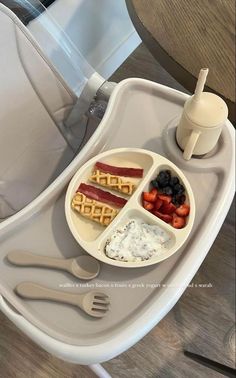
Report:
70,256,100,279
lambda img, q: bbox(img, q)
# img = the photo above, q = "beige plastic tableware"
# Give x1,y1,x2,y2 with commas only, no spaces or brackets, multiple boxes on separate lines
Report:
7,251,100,280
176,68,228,160
15,282,110,318
65,148,195,268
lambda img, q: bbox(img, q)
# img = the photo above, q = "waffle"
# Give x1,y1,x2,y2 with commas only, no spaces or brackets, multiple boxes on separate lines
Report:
89,169,136,195
71,192,118,226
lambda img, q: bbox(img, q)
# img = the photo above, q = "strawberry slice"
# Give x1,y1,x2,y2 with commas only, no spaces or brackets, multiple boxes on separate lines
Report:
158,194,172,204
150,188,158,195
172,214,186,229
143,200,154,211
160,202,176,215
154,198,163,210
143,188,158,202
153,211,173,223
175,204,190,217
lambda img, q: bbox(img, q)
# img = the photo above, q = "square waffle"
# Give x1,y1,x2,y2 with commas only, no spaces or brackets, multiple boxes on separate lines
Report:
89,169,136,195
71,192,118,226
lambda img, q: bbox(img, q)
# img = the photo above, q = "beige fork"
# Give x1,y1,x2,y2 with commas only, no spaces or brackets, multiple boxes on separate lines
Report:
15,282,110,318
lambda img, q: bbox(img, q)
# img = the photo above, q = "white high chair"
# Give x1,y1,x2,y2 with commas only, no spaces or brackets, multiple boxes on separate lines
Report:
0,0,139,219
0,3,234,378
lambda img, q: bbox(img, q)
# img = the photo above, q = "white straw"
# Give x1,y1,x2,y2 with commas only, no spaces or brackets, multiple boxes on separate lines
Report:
194,68,209,102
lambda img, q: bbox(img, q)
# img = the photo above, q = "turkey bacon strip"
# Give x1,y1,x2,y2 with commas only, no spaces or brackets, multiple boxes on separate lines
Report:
77,183,127,208
95,162,143,178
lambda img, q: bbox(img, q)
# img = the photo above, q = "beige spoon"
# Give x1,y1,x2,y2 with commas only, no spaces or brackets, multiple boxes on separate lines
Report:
15,282,110,318
7,251,100,280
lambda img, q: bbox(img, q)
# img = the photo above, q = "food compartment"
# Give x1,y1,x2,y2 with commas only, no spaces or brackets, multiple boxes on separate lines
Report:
97,208,176,267
65,149,155,243
68,202,110,242
74,149,154,194
67,189,129,243
96,150,154,178
139,164,193,230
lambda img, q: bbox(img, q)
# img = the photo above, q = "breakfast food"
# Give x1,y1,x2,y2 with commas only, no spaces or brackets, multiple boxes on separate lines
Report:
72,192,118,226
72,183,128,227
104,218,171,262
89,161,143,195
71,158,144,228
142,170,190,229
90,170,136,195
77,183,127,208
95,162,143,178
151,170,186,206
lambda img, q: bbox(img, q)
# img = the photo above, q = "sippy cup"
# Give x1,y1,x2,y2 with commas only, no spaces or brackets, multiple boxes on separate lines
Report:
176,68,228,160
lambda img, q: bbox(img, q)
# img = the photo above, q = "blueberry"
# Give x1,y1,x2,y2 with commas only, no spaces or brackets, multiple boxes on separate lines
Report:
157,171,166,180
173,194,186,205
178,194,186,204
171,196,179,206
169,176,179,187
151,179,159,189
157,170,170,187
173,183,185,195
172,196,179,206
162,186,173,195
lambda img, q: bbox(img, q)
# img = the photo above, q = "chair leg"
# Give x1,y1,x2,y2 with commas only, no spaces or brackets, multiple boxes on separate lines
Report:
88,363,112,378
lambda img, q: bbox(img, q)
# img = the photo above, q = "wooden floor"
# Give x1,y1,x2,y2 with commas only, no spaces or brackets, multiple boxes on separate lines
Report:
0,44,235,378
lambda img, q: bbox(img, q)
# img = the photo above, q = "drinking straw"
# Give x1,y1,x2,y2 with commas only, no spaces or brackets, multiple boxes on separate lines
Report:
194,68,209,102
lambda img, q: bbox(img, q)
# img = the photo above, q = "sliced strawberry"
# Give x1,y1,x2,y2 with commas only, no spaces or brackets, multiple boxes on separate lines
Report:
150,188,159,200
158,194,172,204
154,198,163,210
175,204,190,217
153,211,173,223
143,200,154,211
150,188,158,195
143,189,158,202
172,215,186,229
143,192,155,202
160,202,176,215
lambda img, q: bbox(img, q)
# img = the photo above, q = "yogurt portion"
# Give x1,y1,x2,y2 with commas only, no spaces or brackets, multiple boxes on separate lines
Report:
104,219,171,262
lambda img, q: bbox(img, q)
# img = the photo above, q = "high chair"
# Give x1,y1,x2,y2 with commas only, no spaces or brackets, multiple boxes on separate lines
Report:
0,3,234,378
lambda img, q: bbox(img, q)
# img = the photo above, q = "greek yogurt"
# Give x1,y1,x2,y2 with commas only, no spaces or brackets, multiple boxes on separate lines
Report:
104,218,171,262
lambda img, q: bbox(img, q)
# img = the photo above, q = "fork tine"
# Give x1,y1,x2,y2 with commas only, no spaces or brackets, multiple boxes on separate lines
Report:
89,310,106,318
85,292,110,317
93,292,109,300
92,304,109,311
93,298,110,305
92,302,110,309
94,295,109,301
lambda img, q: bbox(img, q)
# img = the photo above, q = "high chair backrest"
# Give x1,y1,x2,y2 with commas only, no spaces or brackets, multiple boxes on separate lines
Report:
0,4,77,219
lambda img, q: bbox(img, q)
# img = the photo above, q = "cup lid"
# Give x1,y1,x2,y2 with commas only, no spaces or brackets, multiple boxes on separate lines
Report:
185,92,228,128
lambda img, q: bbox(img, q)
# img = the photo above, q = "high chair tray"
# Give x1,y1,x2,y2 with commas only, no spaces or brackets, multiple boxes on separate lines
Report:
0,79,234,364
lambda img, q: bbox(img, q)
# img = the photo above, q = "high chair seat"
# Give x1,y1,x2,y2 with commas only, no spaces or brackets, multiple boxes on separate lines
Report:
0,4,77,219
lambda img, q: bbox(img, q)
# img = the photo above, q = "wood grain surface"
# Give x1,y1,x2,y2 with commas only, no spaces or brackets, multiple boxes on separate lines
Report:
0,44,235,378
126,0,236,121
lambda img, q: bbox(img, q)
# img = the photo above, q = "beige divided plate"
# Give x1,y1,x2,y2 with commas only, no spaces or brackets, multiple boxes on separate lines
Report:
65,148,195,267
